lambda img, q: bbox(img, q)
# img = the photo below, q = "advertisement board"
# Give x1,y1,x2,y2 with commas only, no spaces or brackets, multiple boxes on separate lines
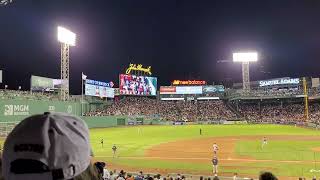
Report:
259,78,300,87
176,86,202,94
85,79,114,98
85,84,114,98
31,75,62,91
119,74,157,96
85,79,114,88
312,78,320,88
114,88,120,96
160,86,202,95
203,85,225,93
172,80,206,86
159,86,176,94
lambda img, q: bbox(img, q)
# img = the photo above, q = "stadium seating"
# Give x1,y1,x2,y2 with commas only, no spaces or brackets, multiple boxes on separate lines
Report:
84,97,237,121
0,89,76,101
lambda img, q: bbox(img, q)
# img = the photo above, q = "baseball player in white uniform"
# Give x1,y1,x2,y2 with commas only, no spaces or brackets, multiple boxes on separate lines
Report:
262,136,268,148
213,143,219,155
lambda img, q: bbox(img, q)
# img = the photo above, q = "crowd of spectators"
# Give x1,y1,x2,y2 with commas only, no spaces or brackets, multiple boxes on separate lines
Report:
238,102,315,124
0,89,80,101
0,89,60,101
197,101,236,121
94,168,191,180
84,97,237,121
308,103,320,124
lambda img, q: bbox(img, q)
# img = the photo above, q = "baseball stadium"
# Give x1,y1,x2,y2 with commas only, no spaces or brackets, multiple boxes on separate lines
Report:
2,1,320,180
1,66,320,180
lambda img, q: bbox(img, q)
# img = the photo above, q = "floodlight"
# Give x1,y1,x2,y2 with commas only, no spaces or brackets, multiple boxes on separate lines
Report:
57,26,76,46
233,52,258,62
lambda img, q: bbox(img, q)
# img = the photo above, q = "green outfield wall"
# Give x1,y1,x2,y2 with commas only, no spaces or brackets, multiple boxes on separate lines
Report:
0,99,162,128
82,116,162,128
82,116,127,128
0,99,81,122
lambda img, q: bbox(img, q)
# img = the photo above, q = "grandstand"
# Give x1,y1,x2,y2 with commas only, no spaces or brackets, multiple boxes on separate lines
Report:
2,75,320,180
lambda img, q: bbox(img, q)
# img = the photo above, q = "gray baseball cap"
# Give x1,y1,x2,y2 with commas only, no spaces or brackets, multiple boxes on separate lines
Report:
2,112,91,180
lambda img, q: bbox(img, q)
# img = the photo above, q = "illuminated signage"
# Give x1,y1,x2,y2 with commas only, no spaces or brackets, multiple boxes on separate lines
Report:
203,85,225,93
85,84,114,98
172,80,206,85
85,79,114,88
85,79,114,98
160,86,202,95
259,78,300,87
176,86,202,94
160,86,176,94
125,63,152,75
119,74,157,96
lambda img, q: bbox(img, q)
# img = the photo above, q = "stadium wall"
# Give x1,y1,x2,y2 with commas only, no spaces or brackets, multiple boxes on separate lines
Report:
82,116,163,128
82,116,126,128
0,99,81,122
0,100,162,128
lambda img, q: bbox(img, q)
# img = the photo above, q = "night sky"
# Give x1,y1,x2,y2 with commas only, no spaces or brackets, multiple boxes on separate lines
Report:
1,0,320,94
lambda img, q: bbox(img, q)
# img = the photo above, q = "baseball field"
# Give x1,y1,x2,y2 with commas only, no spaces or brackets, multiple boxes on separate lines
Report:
89,124,320,179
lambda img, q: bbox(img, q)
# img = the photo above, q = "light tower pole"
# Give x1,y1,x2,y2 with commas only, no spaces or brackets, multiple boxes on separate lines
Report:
57,26,76,101
233,52,258,91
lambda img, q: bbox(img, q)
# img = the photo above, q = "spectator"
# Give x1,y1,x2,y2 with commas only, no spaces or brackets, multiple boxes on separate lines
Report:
74,163,102,180
233,173,238,180
94,161,105,178
1,112,95,180
103,163,111,180
259,172,278,180
126,174,134,180
135,171,144,180
111,170,118,180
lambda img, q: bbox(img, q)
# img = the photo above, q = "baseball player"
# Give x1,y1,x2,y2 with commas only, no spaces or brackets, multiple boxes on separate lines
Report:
262,136,268,148
213,143,219,155
212,156,218,175
138,127,142,135
112,144,117,158
101,139,104,148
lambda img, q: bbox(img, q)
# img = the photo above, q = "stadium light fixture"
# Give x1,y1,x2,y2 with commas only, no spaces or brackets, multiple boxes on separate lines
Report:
233,52,258,62
57,26,76,46
233,51,258,91
57,26,76,101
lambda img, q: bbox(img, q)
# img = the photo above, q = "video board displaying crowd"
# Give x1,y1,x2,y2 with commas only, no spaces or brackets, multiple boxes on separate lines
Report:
119,74,157,96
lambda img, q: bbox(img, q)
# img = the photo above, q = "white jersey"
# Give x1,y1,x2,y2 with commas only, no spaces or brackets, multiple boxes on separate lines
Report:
213,144,219,151
103,168,110,180
263,138,267,143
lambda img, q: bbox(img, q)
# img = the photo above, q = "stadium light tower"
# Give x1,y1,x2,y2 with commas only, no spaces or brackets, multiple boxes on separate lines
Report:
233,52,258,91
57,26,76,101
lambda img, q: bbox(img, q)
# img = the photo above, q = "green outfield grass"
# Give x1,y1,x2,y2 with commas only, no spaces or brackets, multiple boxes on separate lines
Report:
89,124,320,178
1,124,320,178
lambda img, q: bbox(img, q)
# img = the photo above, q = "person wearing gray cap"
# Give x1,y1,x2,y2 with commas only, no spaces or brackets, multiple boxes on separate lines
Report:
2,112,100,180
